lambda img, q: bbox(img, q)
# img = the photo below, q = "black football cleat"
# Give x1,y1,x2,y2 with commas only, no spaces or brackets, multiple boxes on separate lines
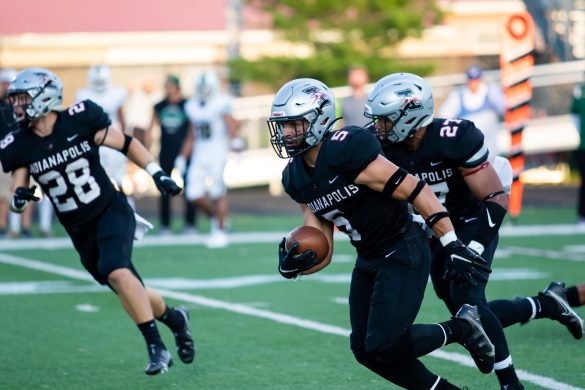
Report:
455,304,495,374
145,344,173,376
173,306,196,364
544,282,584,339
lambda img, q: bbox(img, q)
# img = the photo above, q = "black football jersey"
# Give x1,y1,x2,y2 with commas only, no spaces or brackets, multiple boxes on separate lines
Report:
282,126,410,258
0,100,116,228
382,118,487,220
0,99,19,139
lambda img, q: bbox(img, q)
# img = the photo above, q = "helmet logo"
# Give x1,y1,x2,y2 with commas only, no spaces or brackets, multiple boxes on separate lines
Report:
302,86,331,108
395,88,423,111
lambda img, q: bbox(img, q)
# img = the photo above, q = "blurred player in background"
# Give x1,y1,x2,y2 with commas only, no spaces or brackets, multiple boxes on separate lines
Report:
1,68,194,375
439,65,505,161
270,77,496,390
148,75,197,234
178,70,242,248
76,65,132,205
366,72,583,390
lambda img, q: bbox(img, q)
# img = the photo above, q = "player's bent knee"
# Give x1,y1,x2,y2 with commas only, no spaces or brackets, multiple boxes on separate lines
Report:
351,345,376,366
104,267,135,286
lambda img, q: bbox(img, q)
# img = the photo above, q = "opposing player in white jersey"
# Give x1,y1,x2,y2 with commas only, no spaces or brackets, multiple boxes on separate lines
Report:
179,70,241,247
75,65,130,197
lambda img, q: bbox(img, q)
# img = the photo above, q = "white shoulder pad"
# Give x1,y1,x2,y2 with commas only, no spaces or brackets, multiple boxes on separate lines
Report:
492,156,513,194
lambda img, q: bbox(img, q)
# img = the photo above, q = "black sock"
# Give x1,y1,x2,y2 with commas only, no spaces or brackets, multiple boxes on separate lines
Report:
157,306,185,331
489,298,533,328
437,319,471,345
532,294,560,319
137,319,164,348
495,364,520,387
565,286,581,307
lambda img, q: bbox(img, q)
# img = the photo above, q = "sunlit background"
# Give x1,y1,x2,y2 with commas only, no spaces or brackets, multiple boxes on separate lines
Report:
1,0,584,213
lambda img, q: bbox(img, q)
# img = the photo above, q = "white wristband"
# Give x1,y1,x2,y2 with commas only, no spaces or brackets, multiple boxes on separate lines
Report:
467,240,485,255
439,231,458,247
145,161,162,176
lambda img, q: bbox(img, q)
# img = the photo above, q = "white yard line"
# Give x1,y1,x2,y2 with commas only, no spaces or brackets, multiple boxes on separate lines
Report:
0,223,584,251
0,253,581,390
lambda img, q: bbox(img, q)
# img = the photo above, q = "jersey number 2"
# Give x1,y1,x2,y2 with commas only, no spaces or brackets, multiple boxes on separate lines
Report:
322,209,362,241
38,158,101,212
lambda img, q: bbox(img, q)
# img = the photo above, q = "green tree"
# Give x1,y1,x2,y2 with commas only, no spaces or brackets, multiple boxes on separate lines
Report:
229,0,442,89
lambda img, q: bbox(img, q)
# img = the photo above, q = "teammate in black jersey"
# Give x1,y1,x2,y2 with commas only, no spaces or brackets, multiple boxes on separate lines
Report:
365,72,585,390
269,78,496,390
0,68,196,375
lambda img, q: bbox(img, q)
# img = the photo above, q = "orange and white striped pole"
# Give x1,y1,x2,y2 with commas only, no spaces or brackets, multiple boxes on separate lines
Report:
500,12,535,220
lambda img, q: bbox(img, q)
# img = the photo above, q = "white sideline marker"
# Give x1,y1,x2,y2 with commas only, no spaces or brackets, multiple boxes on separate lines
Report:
0,253,582,390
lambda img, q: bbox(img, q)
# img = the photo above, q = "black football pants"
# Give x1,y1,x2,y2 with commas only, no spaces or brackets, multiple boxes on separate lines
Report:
349,224,458,389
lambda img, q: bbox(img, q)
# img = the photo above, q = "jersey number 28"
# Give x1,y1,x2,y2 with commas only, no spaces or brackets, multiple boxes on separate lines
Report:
37,158,101,212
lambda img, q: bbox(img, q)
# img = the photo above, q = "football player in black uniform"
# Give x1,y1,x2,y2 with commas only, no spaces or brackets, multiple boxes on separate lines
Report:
269,78,496,390
0,68,196,375
365,72,585,390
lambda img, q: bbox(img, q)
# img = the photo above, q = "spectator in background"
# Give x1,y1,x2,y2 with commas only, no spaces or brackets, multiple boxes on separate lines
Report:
178,70,242,248
570,74,585,225
148,75,197,235
76,65,132,206
439,65,505,161
340,65,370,127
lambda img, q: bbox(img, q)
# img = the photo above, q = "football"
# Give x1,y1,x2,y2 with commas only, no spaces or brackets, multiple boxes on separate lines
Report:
286,226,329,263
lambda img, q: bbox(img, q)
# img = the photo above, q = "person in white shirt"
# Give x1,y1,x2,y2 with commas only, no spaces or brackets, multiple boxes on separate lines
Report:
76,65,130,200
177,70,241,248
439,65,505,161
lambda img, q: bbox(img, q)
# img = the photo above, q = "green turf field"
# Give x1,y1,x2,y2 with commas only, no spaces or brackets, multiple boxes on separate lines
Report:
0,208,584,389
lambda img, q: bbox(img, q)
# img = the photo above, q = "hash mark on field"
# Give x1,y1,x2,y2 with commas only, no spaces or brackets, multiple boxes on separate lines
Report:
75,304,99,313
0,253,581,390
505,247,585,262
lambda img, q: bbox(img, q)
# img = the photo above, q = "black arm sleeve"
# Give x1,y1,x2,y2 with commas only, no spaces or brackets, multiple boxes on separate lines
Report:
470,200,507,248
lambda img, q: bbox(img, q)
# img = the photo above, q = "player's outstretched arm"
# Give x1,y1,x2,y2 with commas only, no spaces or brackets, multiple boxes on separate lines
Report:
355,154,490,285
94,126,182,196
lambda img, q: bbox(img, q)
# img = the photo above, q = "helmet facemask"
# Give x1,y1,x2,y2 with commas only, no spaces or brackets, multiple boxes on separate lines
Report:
364,99,423,145
268,101,329,159
268,78,337,159
365,73,434,145
7,68,63,123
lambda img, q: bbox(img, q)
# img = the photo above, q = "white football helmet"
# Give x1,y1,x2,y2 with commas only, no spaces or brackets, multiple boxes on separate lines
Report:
364,72,434,144
268,78,337,159
6,68,63,122
194,70,220,105
87,64,111,93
